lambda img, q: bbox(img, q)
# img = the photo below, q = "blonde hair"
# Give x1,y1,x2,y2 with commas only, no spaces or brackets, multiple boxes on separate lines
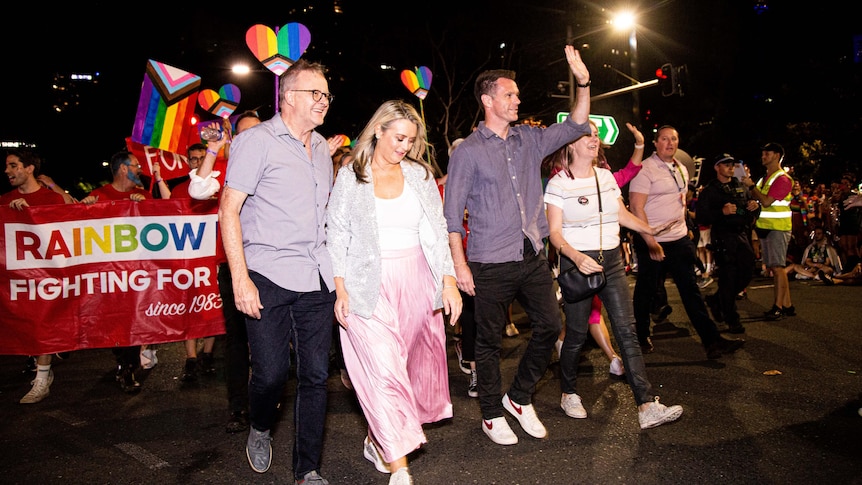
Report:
350,100,436,183
543,120,600,179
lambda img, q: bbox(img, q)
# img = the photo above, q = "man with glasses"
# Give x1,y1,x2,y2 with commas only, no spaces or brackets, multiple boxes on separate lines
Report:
220,59,336,485
81,151,154,392
628,126,745,360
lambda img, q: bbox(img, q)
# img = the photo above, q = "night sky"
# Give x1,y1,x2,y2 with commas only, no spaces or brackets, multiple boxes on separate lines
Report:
2,1,859,197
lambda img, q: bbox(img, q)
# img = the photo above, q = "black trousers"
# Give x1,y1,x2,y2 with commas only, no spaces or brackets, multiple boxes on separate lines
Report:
712,231,755,326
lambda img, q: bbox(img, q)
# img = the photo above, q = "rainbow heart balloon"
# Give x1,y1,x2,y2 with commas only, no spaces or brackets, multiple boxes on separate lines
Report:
246,23,311,76
198,84,241,119
401,66,432,100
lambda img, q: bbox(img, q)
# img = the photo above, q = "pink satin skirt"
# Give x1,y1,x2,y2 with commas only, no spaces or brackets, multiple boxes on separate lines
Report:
340,245,452,463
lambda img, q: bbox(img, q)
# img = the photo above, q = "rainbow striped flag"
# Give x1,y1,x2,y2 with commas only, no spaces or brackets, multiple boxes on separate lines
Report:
131,60,201,154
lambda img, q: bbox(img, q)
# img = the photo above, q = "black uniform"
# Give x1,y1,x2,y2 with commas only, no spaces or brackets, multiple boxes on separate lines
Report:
696,175,759,332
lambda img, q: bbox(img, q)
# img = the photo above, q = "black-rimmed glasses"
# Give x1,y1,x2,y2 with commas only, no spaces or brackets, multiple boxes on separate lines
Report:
290,89,334,104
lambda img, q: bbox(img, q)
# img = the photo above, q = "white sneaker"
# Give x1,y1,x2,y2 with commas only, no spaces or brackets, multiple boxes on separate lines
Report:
20,370,53,404
638,396,684,429
389,467,413,485
502,394,547,438
609,356,625,377
363,436,390,474
141,348,158,369
482,417,518,445
560,392,588,418
505,322,519,337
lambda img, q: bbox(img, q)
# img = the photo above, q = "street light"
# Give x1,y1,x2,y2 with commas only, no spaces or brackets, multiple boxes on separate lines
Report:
231,63,278,113
611,11,640,121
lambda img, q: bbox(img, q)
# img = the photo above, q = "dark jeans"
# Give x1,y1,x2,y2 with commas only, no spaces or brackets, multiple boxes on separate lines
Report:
633,235,720,348
246,271,335,480
218,263,249,414
471,239,561,419
113,346,140,369
559,247,655,405
712,231,755,326
459,290,477,361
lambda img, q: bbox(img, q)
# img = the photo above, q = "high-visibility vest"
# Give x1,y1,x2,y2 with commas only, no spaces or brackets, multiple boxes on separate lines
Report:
755,169,793,231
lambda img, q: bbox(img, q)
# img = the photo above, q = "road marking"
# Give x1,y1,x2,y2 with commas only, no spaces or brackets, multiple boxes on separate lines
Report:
115,442,170,470
46,410,88,427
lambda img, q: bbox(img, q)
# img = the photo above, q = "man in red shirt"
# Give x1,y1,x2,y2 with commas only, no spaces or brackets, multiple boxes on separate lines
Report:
3,148,71,403
81,150,151,392
2,149,67,208
81,151,150,204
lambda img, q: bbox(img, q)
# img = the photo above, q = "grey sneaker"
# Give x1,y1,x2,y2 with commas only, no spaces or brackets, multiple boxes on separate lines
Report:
638,396,683,429
246,428,272,473
295,470,329,485
560,392,587,419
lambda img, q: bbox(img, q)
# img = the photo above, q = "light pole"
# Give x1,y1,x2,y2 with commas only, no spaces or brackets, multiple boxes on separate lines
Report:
612,11,640,122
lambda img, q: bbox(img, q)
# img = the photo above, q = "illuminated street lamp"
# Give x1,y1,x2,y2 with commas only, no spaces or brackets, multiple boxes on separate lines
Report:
611,11,640,121
231,63,278,113
231,64,252,75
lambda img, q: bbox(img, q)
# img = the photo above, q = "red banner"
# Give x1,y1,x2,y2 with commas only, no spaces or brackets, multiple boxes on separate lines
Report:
126,138,228,182
0,199,225,355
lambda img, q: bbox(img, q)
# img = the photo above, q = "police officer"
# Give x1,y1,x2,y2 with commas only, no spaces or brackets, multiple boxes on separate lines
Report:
696,154,760,333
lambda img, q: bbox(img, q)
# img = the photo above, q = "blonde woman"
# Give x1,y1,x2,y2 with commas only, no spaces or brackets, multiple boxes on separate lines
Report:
327,100,462,485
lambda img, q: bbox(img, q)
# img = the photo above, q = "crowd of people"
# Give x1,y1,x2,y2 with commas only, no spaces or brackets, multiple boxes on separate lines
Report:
6,46,862,485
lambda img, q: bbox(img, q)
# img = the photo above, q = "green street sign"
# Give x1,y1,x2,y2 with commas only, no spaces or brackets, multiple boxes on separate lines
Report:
556,113,620,145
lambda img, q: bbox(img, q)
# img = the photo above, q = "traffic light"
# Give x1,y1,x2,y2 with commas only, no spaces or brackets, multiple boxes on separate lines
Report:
656,63,676,97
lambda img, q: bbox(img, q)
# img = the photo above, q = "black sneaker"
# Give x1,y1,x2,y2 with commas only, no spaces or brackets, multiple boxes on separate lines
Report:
763,305,783,321
705,293,724,322
200,352,216,375
116,365,142,393
782,305,796,317
651,305,673,323
24,355,37,373
819,270,834,286
467,369,478,398
181,358,198,382
727,323,746,334
706,336,745,359
226,410,250,433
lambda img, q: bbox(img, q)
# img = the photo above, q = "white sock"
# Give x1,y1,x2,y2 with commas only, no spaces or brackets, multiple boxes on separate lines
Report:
36,364,51,380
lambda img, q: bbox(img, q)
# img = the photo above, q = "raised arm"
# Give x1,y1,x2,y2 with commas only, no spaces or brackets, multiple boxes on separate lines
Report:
564,45,591,125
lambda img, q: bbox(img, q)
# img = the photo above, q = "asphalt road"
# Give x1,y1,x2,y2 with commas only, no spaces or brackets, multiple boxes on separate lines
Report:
1,273,860,485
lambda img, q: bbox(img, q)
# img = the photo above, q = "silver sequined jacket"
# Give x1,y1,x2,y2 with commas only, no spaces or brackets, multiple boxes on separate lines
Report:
326,161,455,318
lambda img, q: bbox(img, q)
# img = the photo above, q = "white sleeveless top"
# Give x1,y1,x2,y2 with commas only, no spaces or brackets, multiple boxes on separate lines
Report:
376,182,422,249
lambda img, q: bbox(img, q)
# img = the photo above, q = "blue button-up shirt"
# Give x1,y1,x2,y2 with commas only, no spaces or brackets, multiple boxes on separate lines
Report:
444,116,589,263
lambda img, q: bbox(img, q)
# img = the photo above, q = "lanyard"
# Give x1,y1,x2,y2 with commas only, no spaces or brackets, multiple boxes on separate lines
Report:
665,161,685,191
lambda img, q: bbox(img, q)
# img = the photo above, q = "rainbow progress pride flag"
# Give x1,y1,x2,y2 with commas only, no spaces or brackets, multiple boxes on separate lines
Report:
131,60,201,154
